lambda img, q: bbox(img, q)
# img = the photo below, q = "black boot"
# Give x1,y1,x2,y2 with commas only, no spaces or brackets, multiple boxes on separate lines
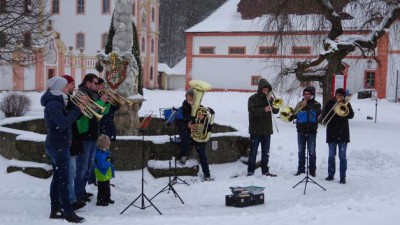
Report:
325,175,334,181
339,177,346,184
71,200,86,210
294,171,305,176
263,172,277,177
49,210,63,219
309,171,316,177
64,213,85,223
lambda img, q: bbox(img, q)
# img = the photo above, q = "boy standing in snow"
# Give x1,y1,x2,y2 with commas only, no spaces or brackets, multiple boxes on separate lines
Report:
94,134,115,206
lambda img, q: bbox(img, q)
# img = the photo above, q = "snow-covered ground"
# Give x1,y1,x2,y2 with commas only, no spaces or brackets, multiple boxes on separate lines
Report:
1,89,400,225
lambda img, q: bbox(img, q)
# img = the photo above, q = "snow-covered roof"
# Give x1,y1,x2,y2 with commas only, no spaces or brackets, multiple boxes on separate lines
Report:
186,0,390,33
158,57,186,76
158,63,173,74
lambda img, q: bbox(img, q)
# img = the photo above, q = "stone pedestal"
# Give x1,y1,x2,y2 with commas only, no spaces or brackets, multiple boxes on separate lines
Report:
114,98,144,136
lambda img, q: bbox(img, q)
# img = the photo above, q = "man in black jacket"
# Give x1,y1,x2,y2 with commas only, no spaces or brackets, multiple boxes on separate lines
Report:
247,78,279,177
293,86,321,177
322,88,354,184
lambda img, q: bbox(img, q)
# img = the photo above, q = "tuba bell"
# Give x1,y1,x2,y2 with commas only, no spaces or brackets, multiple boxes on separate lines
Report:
189,80,215,143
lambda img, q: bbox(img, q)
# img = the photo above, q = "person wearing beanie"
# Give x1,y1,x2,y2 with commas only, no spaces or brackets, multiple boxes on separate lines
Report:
61,74,87,212
321,88,354,184
247,78,279,177
176,88,212,181
292,85,321,177
94,134,115,206
40,77,85,223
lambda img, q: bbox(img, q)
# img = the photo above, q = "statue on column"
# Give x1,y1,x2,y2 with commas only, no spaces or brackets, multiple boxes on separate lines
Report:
96,0,144,135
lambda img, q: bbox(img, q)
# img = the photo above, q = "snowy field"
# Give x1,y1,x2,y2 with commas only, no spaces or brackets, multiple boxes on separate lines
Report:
0,89,400,225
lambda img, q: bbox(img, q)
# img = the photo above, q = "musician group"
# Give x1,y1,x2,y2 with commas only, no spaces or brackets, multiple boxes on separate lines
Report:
41,74,353,223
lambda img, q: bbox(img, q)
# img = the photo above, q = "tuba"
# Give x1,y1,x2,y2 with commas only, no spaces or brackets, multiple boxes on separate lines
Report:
189,80,215,143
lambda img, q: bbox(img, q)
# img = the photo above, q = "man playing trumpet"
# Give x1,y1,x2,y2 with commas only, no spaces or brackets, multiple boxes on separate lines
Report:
247,78,279,177
321,88,354,184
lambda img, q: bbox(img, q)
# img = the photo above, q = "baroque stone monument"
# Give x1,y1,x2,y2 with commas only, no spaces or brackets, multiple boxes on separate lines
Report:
96,0,144,135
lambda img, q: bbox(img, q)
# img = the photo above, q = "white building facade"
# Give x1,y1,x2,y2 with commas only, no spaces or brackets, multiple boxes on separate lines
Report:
185,0,400,100
0,0,159,91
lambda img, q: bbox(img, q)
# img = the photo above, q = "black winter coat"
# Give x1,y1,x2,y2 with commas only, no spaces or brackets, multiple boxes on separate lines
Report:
100,104,120,141
176,100,193,134
248,79,279,135
322,98,354,143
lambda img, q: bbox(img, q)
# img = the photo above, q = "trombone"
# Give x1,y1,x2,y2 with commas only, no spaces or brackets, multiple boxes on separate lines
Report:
321,96,351,126
98,89,134,106
266,90,283,133
68,90,105,120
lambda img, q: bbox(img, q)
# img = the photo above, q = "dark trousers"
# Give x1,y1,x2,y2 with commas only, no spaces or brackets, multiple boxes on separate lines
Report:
297,133,317,173
328,142,348,178
97,180,111,203
248,134,271,174
179,129,210,177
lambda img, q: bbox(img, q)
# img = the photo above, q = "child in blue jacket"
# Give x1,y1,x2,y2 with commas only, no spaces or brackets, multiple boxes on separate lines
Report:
94,134,115,206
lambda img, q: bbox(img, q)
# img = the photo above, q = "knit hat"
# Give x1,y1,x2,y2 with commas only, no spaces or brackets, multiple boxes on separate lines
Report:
98,78,105,85
303,86,315,96
186,89,194,97
97,134,111,150
335,88,346,96
47,77,67,92
61,75,75,84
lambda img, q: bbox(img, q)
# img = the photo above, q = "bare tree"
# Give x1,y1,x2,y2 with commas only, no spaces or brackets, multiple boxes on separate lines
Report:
262,0,400,107
0,0,51,69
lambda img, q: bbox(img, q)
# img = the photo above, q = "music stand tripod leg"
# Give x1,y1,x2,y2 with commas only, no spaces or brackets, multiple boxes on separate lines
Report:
120,126,162,215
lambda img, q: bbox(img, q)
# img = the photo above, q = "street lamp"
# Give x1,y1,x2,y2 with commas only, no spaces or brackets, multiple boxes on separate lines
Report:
367,59,373,69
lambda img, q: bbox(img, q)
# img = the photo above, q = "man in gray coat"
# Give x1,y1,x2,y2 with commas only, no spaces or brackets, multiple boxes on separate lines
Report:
247,78,279,177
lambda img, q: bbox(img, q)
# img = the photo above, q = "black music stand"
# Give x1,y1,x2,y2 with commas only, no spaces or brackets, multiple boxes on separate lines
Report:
292,149,326,195
120,115,162,215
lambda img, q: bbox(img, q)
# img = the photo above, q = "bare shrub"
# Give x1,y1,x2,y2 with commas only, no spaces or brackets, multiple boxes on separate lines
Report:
0,92,31,117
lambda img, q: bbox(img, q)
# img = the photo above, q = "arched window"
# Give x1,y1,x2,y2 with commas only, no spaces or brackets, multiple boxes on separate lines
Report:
52,0,59,14
76,33,85,50
151,7,155,22
101,33,108,49
77,0,85,14
141,12,147,27
141,37,145,52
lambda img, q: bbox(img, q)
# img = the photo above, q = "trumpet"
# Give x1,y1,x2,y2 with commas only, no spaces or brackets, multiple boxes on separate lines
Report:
321,96,351,126
98,89,134,106
68,91,105,120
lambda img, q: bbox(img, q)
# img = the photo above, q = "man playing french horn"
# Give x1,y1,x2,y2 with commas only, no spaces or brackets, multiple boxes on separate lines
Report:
177,88,212,181
247,78,279,177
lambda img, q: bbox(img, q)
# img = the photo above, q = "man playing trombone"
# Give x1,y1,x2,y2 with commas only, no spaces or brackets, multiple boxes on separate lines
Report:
292,86,321,177
321,88,354,184
247,78,279,177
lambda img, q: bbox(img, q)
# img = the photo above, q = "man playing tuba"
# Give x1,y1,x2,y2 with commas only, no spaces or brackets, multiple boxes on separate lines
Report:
176,88,212,181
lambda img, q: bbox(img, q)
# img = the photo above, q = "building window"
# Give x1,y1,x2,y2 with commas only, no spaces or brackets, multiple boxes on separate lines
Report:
76,33,85,50
77,0,85,14
0,32,6,47
251,75,262,86
259,46,278,55
0,0,7,13
102,0,110,14
52,0,59,14
48,69,55,79
151,7,155,22
199,47,215,54
101,33,108,49
142,12,147,27
141,37,145,52
228,47,246,55
151,39,154,53
23,32,31,47
150,66,153,80
365,71,376,88
132,1,135,16
292,46,311,54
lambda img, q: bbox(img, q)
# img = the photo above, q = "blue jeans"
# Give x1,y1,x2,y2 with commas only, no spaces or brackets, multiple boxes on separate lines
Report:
248,134,271,174
45,145,73,215
328,142,348,178
74,140,97,199
179,130,210,177
67,155,77,203
297,133,317,173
